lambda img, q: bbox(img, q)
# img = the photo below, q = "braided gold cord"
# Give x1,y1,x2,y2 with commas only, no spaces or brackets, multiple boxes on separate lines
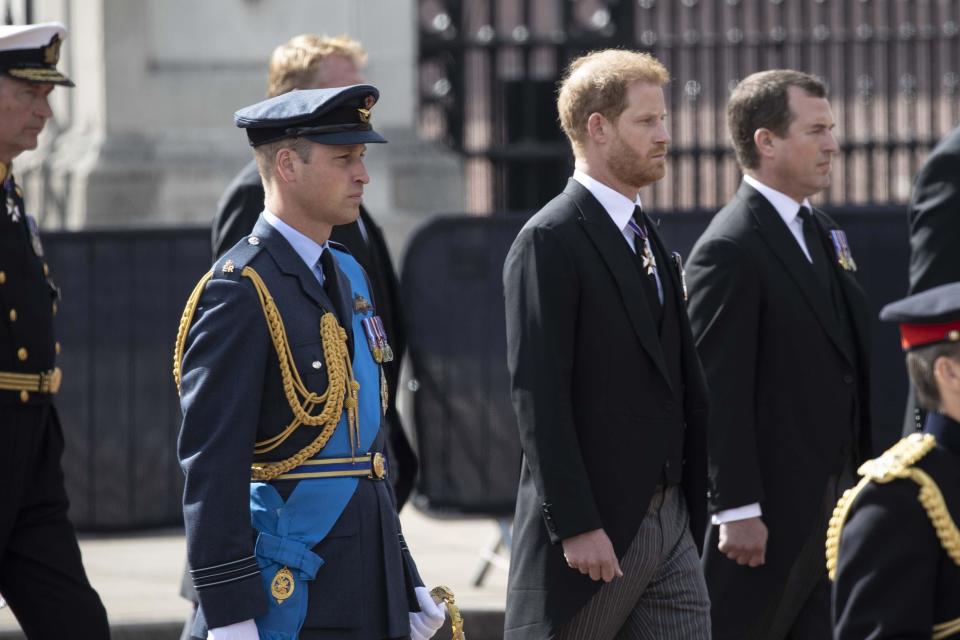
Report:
171,266,360,483
826,476,870,580
240,267,359,481
911,467,960,568
934,615,960,639
173,270,215,393
827,433,959,581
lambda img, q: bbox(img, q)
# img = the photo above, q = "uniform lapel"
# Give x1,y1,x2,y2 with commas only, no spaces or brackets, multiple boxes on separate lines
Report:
741,183,855,365
565,179,672,391
253,216,338,314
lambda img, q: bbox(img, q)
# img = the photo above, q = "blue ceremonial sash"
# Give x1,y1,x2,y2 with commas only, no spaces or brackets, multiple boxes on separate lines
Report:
250,249,382,639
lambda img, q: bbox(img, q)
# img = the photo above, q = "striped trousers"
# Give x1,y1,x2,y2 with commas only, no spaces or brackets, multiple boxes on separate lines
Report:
556,486,711,640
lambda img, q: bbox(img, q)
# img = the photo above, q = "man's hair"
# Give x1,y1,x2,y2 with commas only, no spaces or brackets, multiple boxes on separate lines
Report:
907,342,960,411
266,34,367,98
726,69,827,169
252,137,313,182
557,49,670,153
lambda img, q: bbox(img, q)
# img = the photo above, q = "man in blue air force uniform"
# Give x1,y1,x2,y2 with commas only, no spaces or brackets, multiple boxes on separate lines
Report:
174,86,445,640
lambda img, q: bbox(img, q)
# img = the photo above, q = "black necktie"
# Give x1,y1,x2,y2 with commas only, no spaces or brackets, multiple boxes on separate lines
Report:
797,206,832,292
631,206,663,323
318,249,348,328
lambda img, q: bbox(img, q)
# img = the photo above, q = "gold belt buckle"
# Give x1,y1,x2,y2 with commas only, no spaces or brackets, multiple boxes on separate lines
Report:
39,367,62,394
370,452,387,480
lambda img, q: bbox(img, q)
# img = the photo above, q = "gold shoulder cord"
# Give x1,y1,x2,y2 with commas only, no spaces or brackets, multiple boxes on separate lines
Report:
430,586,465,640
934,616,960,640
827,433,960,581
173,267,360,481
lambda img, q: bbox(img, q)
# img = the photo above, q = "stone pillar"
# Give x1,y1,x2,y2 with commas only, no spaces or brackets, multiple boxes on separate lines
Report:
16,0,463,247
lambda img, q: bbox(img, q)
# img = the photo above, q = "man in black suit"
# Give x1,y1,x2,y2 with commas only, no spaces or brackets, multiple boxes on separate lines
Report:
908,126,960,295
210,34,416,509
902,126,960,433
830,282,960,639
686,70,873,640
0,22,109,638
503,49,710,640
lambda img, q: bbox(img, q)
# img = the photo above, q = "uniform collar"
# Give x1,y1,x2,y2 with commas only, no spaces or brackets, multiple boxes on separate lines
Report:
262,208,329,272
743,174,813,228
924,411,960,456
572,169,642,235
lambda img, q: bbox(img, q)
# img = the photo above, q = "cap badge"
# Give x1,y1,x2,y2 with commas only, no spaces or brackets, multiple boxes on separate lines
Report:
357,107,370,124
43,35,62,66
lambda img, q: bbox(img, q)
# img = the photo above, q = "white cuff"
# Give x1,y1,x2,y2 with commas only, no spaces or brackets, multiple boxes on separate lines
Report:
207,618,258,640
711,503,762,525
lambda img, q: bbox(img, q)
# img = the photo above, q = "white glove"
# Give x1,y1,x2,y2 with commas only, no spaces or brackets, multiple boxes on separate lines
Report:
207,618,259,640
409,586,446,640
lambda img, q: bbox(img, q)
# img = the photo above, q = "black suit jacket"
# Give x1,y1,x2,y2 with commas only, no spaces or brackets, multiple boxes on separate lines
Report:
908,125,960,295
210,160,416,508
686,182,872,639
502,179,709,639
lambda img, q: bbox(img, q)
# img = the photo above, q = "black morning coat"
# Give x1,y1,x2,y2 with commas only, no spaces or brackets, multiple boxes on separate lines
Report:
502,179,709,639
686,182,873,639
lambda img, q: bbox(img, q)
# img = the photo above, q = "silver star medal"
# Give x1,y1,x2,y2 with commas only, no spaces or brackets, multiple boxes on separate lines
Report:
641,240,657,276
5,190,21,223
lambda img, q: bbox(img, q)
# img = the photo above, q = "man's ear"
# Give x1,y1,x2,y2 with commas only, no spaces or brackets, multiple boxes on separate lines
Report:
934,355,960,395
753,128,776,160
586,112,609,144
274,148,298,184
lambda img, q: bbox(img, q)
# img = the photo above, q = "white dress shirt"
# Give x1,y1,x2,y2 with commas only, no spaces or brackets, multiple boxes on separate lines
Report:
572,169,663,302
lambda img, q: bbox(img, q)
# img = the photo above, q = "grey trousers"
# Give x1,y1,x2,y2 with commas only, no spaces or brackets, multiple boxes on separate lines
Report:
556,486,711,640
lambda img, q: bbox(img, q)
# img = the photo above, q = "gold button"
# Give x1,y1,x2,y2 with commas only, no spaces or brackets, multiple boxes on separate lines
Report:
8,309,15,322
950,330,960,342
55,342,61,355
52,301,58,315
19,390,28,403
17,347,27,361
43,263,49,276
0,271,5,284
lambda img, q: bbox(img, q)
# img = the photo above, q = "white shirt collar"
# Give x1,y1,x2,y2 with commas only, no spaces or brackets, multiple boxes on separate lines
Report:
262,209,328,271
742,174,812,227
572,169,642,233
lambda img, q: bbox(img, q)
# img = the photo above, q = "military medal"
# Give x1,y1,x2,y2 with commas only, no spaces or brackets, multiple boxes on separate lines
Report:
373,316,394,362
353,293,372,314
829,229,857,272
626,218,657,276
361,317,383,363
270,566,295,605
26,215,44,257
671,251,689,301
4,178,21,223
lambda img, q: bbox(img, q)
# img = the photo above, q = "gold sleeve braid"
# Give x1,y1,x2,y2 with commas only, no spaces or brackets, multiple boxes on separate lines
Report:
934,616,960,639
826,433,960,581
172,267,360,482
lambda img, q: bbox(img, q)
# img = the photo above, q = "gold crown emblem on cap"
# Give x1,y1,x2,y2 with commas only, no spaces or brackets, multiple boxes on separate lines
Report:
357,108,370,123
43,35,62,65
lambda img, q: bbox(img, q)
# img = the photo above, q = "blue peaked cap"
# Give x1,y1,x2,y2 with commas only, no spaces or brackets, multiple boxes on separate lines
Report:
233,84,387,147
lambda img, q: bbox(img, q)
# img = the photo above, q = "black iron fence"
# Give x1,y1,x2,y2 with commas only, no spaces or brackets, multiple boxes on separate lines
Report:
44,209,911,529
419,0,960,213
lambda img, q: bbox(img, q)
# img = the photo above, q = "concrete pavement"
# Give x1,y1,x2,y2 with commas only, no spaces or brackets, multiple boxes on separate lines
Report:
0,507,509,639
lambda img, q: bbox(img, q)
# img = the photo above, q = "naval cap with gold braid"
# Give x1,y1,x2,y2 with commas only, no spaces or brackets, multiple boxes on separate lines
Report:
0,22,73,87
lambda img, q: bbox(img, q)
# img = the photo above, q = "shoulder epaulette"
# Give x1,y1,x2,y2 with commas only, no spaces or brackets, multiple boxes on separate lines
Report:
827,433,960,580
213,236,265,281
